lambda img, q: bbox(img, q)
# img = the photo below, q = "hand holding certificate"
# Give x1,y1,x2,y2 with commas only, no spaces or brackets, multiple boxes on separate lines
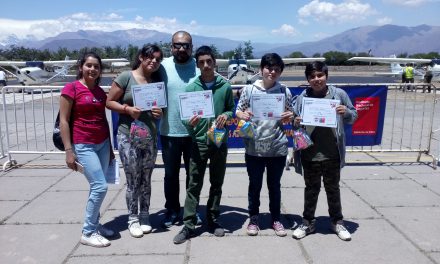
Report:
131,82,167,111
300,97,340,128
250,93,285,120
178,90,215,120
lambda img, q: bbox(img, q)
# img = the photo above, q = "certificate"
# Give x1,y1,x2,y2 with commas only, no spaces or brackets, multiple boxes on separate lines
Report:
131,82,167,110
300,97,340,128
250,93,285,120
178,90,215,120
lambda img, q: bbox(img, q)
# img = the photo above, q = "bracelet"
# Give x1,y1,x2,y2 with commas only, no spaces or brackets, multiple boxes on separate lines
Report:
65,148,73,152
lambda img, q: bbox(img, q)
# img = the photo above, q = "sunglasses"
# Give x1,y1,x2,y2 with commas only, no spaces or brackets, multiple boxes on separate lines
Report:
173,43,191,50
264,66,282,73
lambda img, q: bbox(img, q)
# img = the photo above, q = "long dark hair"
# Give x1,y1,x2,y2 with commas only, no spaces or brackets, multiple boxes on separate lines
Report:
76,51,103,85
132,44,163,82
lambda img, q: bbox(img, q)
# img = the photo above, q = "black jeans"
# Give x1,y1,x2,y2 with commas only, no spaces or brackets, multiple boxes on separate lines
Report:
301,159,343,224
161,135,192,214
245,154,286,221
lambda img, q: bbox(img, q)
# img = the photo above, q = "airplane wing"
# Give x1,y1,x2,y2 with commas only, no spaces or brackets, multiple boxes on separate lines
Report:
43,58,129,66
348,57,431,64
0,61,27,67
282,57,326,64
246,57,326,66
216,59,229,67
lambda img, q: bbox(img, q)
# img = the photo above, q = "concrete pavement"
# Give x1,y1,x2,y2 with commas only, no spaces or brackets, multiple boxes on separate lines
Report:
1,152,440,264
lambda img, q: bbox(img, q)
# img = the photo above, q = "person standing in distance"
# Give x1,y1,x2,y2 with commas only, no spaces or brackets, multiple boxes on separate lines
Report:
159,31,201,228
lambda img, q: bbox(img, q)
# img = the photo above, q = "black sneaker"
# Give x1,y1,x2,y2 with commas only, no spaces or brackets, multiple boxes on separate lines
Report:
173,227,194,244
162,211,180,228
208,221,225,237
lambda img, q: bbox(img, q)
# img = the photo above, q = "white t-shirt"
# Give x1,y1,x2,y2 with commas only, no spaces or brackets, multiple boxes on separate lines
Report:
0,71,5,80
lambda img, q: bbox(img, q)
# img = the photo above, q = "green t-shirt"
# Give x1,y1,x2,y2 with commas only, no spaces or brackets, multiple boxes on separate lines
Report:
114,71,158,141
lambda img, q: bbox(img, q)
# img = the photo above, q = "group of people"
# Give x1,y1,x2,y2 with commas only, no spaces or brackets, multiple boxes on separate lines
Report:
401,63,433,93
59,30,358,248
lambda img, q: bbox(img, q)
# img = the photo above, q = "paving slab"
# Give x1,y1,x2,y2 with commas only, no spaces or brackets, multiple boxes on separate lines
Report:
5,190,118,224
378,206,440,252
1,153,440,264
0,175,62,200
66,255,184,264
189,236,306,264
299,219,433,264
344,178,440,207
0,224,81,264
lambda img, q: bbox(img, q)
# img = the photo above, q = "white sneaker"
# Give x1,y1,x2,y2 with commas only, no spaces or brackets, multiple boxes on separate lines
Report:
332,221,352,241
292,219,316,239
128,221,144,238
98,224,114,237
140,215,152,234
80,232,111,247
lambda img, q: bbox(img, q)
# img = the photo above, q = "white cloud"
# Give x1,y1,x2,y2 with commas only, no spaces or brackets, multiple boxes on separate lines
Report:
271,24,299,37
298,0,376,24
70,13,92,21
102,13,123,20
0,14,199,41
377,16,392,25
384,0,430,7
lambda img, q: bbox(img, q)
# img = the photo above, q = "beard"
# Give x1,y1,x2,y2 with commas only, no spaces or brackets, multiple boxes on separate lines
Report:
173,51,191,64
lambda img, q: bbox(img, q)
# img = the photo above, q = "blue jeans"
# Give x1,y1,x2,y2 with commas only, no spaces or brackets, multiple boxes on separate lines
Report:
74,138,110,236
245,154,286,221
160,135,192,214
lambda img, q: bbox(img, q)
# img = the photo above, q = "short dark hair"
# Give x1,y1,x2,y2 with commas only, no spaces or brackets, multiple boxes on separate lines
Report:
260,53,284,72
76,51,102,85
305,61,328,80
195,45,215,63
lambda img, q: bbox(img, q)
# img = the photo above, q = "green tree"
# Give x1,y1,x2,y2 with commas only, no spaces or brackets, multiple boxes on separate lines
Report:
288,51,306,58
222,50,235,59
243,41,254,59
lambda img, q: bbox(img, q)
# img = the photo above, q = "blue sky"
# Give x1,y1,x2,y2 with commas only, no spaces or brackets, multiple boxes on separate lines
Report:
0,0,439,44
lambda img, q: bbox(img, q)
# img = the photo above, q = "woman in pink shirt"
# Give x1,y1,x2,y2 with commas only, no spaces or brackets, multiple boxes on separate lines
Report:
59,52,113,248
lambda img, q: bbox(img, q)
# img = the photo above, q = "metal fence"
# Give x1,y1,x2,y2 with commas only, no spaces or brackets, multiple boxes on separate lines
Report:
1,83,439,170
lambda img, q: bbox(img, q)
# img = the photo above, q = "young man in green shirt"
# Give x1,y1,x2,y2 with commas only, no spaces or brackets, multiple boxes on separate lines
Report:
173,46,235,244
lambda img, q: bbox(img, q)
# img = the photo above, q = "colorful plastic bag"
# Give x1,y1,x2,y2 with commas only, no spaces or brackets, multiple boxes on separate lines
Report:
129,120,152,149
207,121,226,148
235,119,256,139
293,128,313,150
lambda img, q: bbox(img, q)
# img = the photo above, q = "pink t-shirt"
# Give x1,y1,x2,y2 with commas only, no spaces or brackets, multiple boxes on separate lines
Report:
61,80,109,144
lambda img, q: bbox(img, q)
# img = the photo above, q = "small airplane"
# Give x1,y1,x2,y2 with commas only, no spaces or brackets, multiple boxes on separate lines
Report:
347,55,440,82
216,54,326,84
0,57,129,86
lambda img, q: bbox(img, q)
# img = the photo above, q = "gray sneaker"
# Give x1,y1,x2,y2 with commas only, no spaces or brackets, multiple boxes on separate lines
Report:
292,219,316,239
173,227,195,244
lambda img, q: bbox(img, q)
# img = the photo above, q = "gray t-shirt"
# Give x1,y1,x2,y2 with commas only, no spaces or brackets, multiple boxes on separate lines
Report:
236,80,294,157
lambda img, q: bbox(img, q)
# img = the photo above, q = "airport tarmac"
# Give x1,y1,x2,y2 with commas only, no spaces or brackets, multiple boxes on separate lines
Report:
0,67,439,263
0,152,440,264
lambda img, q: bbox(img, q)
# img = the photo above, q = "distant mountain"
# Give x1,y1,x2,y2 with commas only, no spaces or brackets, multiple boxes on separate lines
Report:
2,24,439,57
267,24,440,57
